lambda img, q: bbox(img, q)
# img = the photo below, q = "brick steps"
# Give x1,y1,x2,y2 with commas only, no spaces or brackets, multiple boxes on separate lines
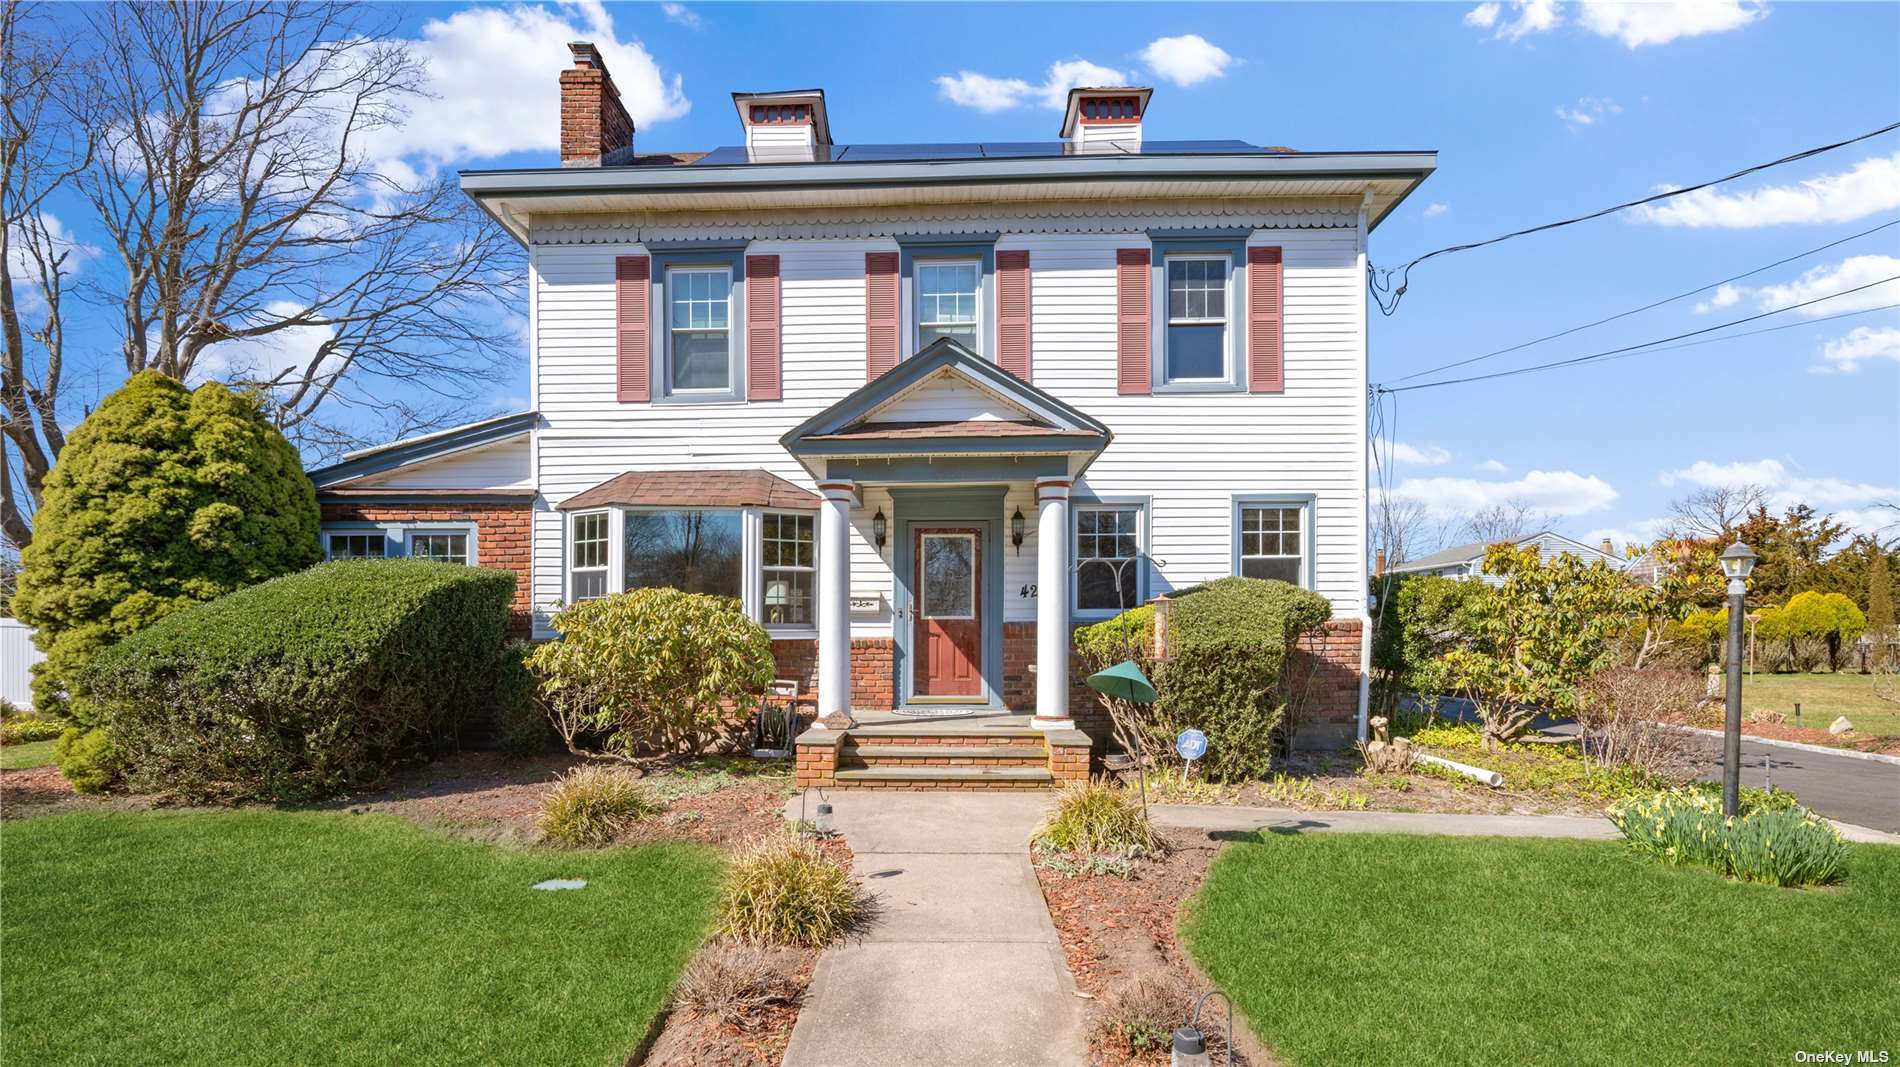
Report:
849,744,1049,763
796,722,1093,790
832,766,1056,787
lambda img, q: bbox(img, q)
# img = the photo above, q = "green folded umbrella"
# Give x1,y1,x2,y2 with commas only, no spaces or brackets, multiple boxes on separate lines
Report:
1086,660,1156,704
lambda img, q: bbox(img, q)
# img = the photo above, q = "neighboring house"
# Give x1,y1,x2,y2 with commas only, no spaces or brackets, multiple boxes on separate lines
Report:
310,44,1436,785
1385,532,1624,584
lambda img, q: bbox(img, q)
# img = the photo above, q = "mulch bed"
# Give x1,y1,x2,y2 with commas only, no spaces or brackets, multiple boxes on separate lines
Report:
1037,829,1280,1067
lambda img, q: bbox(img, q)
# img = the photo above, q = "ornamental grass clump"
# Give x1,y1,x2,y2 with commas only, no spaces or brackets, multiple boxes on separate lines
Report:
538,765,665,847
720,835,864,947
1033,780,1167,867
1608,788,1849,888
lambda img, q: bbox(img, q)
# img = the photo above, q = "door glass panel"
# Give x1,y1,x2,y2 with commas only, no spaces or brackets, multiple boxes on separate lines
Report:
921,535,974,619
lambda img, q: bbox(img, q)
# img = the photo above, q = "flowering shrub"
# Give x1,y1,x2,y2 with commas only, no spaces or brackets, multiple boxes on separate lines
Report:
1607,788,1848,888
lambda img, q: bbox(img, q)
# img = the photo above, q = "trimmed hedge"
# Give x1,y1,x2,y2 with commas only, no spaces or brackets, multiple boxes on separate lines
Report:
1075,577,1331,781
78,560,515,801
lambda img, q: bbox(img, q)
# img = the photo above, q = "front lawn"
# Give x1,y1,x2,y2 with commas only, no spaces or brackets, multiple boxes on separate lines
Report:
1183,833,1898,1066
1743,671,1900,738
0,738,57,770
2,810,724,1066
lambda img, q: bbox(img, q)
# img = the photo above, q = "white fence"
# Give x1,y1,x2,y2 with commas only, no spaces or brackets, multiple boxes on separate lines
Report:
0,618,45,709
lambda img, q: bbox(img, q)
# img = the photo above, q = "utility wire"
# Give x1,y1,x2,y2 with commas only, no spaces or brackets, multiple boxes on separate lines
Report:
1380,274,1900,393
1568,301,1898,363
1392,217,1900,383
1368,120,1900,315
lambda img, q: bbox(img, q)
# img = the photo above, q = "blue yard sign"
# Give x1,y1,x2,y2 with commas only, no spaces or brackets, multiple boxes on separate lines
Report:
1176,729,1208,762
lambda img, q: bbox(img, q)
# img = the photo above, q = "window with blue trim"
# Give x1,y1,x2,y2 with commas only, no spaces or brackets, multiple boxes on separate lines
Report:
1165,255,1230,383
1238,504,1305,585
1075,504,1144,613
917,260,980,350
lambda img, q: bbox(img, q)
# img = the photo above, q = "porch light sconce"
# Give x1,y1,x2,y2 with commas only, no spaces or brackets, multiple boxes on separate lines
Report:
872,508,887,550
1011,508,1026,555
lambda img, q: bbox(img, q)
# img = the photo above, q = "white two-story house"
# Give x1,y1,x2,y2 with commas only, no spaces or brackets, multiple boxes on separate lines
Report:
310,44,1434,783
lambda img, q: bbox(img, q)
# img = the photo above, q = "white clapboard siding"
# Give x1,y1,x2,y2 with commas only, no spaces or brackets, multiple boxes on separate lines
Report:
0,619,45,708
349,438,532,490
530,219,1367,634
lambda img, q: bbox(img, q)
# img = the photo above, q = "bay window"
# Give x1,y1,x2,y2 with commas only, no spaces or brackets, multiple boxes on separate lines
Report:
624,509,743,598
569,511,611,599
761,512,816,626
566,505,819,627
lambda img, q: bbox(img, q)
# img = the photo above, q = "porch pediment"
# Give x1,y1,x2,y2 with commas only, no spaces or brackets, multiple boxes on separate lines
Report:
780,339,1110,472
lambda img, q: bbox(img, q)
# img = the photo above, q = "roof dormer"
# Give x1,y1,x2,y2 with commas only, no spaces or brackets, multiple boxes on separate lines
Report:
732,89,832,162
1060,87,1152,153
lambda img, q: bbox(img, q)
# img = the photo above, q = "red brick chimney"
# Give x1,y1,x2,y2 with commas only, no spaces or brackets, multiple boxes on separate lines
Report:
1375,549,1387,576
560,42,635,167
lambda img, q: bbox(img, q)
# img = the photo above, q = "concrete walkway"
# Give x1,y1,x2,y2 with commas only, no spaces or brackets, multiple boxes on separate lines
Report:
781,792,1086,1067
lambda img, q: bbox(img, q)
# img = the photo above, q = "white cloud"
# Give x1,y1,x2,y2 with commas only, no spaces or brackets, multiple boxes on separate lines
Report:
1817,326,1900,372
1422,202,1450,218
1139,34,1235,88
1689,256,1900,320
1755,255,1900,316
359,1,689,172
1392,469,1619,517
1390,441,1453,466
1468,0,1766,47
1630,152,1900,229
1575,0,1767,48
1467,0,1561,42
659,3,702,29
1692,283,1742,314
1554,96,1621,129
1659,457,1898,531
937,58,1128,112
193,300,345,387
4,212,97,315
1476,459,1508,474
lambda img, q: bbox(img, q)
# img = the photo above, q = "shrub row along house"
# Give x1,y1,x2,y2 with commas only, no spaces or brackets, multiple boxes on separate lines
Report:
310,44,1436,788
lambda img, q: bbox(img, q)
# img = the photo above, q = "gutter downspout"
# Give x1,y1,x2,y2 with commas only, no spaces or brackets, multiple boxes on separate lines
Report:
1356,187,1374,746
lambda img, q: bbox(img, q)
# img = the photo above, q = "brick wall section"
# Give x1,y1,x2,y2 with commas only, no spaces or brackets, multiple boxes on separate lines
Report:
319,502,533,637
1002,622,1036,710
1290,619,1364,723
770,638,895,711
794,739,837,787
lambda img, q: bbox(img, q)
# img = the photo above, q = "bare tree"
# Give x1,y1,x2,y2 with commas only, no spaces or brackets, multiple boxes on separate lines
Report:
1459,500,1549,545
1,2,93,549
1372,492,1435,569
1667,484,1767,540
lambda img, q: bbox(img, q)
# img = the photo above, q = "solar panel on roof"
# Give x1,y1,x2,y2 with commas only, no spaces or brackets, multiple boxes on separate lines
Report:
1138,140,1265,155
690,146,751,165
833,143,985,162
978,141,1075,158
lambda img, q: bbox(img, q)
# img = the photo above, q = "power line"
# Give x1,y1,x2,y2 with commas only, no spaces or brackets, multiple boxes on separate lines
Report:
1368,120,1900,315
1379,274,1900,393
1392,217,1900,383
1579,302,1898,362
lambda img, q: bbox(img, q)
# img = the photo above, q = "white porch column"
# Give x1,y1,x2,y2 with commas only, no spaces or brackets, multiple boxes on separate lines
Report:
815,480,856,728
1034,476,1075,730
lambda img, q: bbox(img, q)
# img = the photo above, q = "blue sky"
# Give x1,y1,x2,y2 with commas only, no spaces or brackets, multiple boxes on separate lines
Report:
31,0,1900,551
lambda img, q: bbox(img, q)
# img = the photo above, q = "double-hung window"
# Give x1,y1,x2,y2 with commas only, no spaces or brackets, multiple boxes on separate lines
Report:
570,511,611,600
624,509,744,599
1237,502,1306,586
410,532,469,565
1075,504,1144,614
666,267,733,393
916,260,980,350
761,512,816,626
1165,256,1230,383
324,525,474,564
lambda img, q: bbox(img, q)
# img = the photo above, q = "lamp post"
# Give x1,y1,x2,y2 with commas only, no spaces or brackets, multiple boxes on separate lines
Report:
1718,540,1758,817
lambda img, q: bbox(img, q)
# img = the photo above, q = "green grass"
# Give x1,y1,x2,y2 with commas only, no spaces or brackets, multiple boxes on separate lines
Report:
1743,672,1900,738
1184,833,1899,1066
0,738,57,770
1,811,725,1066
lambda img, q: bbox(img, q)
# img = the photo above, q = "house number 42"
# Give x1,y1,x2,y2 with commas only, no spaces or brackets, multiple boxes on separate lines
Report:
1018,583,1037,599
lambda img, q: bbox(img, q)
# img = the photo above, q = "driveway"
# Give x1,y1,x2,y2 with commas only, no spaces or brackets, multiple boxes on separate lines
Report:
781,792,1087,1067
1417,696,1900,834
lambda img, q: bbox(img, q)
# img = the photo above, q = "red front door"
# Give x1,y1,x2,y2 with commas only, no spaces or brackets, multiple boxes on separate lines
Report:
913,527,983,699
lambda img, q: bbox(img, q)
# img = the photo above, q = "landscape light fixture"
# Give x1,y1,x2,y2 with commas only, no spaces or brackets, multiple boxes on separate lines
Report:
872,508,887,550
1719,540,1758,817
1011,508,1026,554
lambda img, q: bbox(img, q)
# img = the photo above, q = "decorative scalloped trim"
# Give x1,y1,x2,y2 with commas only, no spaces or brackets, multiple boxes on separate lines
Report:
529,199,1359,244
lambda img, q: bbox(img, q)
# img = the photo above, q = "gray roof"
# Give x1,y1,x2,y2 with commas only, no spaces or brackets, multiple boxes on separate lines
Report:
1389,540,1493,573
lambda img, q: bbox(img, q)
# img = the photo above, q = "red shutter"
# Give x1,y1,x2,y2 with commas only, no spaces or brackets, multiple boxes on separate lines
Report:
997,250,1031,380
865,250,900,379
746,254,781,400
1115,248,1151,395
1247,245,1284,394
615,255,650,402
